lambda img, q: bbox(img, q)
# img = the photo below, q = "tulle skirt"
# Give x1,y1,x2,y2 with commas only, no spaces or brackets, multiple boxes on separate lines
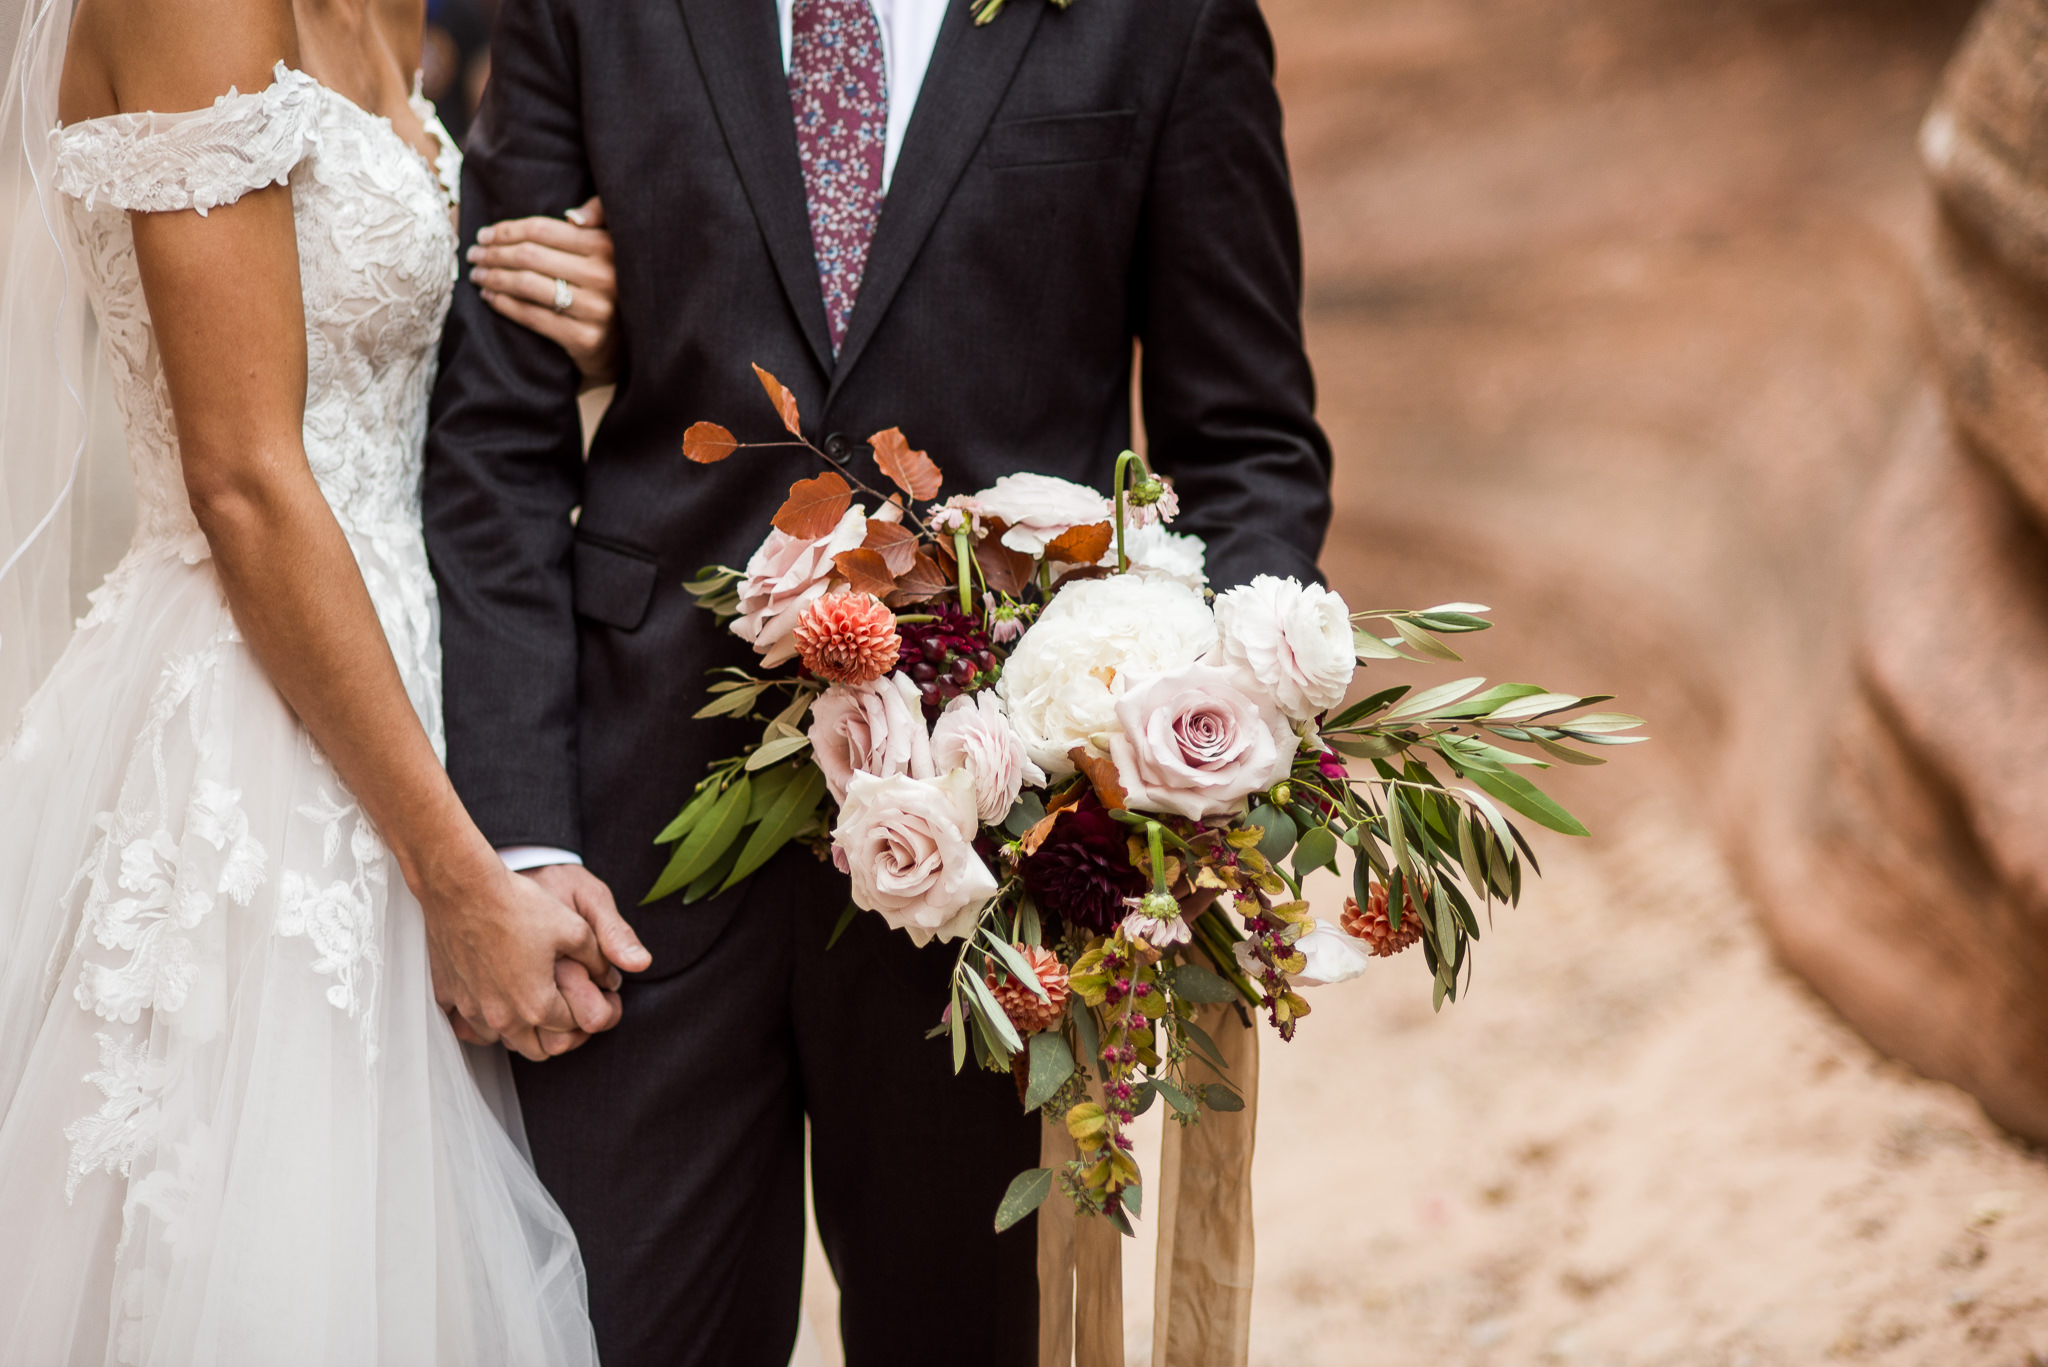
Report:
0,540,597,1366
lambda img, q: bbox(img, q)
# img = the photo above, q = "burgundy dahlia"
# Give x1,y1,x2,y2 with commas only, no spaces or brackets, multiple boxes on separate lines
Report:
1020,800,1147,934
896,601,1000,717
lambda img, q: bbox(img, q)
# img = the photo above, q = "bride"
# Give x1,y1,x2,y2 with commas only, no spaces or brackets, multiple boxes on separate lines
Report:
0,0,639,1360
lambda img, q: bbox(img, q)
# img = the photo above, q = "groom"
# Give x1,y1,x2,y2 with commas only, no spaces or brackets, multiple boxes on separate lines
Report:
425,0,1331,1362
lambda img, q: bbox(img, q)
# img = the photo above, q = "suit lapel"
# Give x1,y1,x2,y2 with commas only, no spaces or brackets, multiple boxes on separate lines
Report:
826,0,1045,401
676,0,835,374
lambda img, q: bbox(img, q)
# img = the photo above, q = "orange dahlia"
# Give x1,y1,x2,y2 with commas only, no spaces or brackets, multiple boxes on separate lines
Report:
793,592,902,685
1340,882,1425,957
987,945,1071,1036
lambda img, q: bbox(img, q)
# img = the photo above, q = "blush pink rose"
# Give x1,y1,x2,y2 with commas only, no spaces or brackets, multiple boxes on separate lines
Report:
931,692,1047,825
832,769,998,946
1107,661,1300,821
731,504,872,666
808,673,934,805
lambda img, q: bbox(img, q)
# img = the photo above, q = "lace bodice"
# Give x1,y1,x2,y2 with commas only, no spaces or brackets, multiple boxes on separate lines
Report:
51,65,460,739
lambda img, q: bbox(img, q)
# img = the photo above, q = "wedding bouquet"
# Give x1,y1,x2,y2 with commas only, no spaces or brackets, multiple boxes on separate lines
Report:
655,366,1644,1233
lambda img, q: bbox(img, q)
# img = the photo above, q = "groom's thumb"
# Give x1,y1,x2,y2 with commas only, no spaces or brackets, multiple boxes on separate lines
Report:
575,877,652,975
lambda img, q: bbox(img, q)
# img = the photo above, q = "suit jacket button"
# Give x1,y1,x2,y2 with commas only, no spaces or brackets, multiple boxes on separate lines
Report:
823,432,852,463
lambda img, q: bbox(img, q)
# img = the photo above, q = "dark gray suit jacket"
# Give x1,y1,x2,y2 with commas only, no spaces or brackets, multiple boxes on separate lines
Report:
424,0,1331,971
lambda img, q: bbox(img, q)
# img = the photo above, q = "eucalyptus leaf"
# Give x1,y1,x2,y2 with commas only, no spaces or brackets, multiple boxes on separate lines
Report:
993,1168,1054,1232
745,732,813,770
1072,999,1105,1081
1293,824,1339,880
654,779,721,845
681,838,744,903
1390,617,1463,662
1246,804,1296,864
1003,790,1047,838
1532,736,1606,767
720,764,829,892
1153,1078,1198,1115
1466,767,1590,838
642,775,751,903
692,683,770,720
1205,1084,1245,1113
1168,963,1239,1005
1024,1031,1076,1112
961,966,1024,1054
1384,676,1487,722
1352,628,1404,660
1181,1018,1231,1073
826,901,859,951
1327,685,1411,728
983,931,1050,1001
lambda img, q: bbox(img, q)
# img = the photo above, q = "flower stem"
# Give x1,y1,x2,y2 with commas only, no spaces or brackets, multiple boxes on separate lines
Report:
953,527,974,615
1112,449,1140,574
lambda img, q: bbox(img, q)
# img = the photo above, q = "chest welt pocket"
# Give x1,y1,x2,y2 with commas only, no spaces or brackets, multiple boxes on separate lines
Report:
572,533,659,631
985,110,1136,169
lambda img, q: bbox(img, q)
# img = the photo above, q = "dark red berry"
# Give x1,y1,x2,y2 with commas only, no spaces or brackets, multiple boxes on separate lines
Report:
910,661,938,685
947,657,977,686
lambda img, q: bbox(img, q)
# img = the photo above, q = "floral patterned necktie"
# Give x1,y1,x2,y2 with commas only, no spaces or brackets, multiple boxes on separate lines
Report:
788,0,888,354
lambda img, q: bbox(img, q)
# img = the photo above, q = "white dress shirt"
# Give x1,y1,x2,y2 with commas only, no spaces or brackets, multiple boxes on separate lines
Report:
501,0,946,876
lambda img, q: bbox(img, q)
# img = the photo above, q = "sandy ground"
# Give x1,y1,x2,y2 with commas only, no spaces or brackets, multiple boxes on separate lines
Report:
798,0,2048,1362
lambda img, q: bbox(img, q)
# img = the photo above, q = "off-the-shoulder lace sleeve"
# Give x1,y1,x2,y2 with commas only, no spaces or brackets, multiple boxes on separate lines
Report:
51,63,320,216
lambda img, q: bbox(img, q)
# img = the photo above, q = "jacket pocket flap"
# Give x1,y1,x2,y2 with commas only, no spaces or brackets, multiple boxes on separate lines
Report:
986,110,1136,168
572,535,658,631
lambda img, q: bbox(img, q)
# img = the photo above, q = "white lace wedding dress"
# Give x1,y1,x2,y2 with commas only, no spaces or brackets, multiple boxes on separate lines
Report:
0,66,597,1365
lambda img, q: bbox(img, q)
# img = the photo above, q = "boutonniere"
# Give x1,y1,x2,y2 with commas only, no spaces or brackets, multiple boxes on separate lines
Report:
972,0,1071,26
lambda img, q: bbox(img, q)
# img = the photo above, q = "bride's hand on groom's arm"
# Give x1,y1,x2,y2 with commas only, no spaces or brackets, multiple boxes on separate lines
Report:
468,195,618,389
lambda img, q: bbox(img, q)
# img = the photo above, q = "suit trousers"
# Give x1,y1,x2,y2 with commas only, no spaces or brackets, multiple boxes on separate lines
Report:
511,852,1042,1366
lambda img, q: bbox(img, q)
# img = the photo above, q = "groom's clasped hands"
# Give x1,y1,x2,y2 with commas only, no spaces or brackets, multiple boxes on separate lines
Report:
424,850,651,1062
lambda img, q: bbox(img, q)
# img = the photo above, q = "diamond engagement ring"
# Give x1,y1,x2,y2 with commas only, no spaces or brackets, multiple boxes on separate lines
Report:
552,277,574,313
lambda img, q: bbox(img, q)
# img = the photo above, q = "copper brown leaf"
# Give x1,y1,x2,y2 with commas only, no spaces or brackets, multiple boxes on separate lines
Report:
1045,520,1114,565
1068,747,1128,811
885,550,954,605
832,548,900,599
868,427,943,501
974,537,1035,597
682,421,741,464
752,363,803,437
771,471,853,540
863,519,921,575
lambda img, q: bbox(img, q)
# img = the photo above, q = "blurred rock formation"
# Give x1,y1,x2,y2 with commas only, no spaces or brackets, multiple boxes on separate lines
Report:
1768,0,2048,1142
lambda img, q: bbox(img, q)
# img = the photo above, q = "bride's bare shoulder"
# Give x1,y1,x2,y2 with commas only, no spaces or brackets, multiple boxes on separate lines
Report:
60,0,298,126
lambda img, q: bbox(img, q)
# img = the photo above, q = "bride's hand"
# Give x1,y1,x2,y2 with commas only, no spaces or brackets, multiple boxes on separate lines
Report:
420,851,621,1062
468,195,618,387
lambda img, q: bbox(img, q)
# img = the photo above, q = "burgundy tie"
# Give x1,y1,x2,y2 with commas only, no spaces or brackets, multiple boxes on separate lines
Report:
788,0,888,353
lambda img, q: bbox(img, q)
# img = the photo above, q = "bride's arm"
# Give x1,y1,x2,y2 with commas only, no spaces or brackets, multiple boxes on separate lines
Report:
76,0,630,1060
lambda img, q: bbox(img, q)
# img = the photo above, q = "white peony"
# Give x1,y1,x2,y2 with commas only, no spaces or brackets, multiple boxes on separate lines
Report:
1232,915,1373,988
1098,521,1207,590
997,575,1218,780
1210,575,1356,721
974,473,1112,556
931,692,1047,825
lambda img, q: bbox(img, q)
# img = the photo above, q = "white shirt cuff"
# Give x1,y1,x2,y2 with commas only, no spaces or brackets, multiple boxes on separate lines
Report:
498,845,585,873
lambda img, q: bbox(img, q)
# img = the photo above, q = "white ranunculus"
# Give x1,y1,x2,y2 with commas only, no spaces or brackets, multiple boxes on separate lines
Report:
1097,521,1208,590
931,692,1047,825
832,769,997,947
997,576,1217,780
1210,575,1356,721
974,473,1112,556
